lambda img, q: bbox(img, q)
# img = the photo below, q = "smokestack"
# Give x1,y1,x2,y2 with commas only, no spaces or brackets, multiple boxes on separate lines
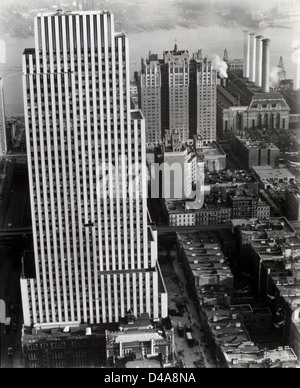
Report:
249,33,256,83
255,35,264,87
262,38,271,93
243,30,250,78
295,59,300,90
293,43,300,91
292,39,300,90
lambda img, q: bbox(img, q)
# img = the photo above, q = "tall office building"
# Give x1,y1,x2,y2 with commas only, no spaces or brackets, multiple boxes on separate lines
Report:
189,55,217,143
140,54,162,145
163,47,190,143
139,47,217,146
21,10,167,328
0,78,7,156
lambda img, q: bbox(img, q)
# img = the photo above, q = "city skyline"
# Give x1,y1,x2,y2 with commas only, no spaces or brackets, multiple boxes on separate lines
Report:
1,0,300,372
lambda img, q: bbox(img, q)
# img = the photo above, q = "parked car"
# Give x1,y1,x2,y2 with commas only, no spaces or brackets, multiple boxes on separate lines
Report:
186,332,194,348
7,347,14,357
185,324,193,333
177,322,184,337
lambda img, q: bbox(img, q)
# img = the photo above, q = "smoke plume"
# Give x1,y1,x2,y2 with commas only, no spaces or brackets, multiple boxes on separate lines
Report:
270,67,281,88
210,54,228,79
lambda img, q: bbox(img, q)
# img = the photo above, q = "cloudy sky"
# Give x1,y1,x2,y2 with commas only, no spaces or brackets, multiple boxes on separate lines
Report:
0,0,294,13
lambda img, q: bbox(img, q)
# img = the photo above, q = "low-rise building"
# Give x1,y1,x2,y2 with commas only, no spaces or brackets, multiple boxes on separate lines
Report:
177,233,234,291
252,165,295,190
162,131,197,201
105,314,175,367
232,133,280,170
233,217,300,359
165,189,270,227
22,323,108,368
285,185,300,221
193,136,226,172
165,199,232,227
176,231,299,368
224,345,299,368
233,217,297,250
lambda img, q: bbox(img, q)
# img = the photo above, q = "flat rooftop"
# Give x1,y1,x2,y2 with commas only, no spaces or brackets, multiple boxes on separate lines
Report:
253,165,295,180
37,10,112,17
131,110,144,121
195,142,226,159
233,218,297,240
234,135,279,151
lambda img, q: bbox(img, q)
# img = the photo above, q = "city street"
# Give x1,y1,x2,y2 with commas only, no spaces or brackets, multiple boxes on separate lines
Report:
0,246,23,368
0,160,30,367
3,163,31,230
159,250,216,369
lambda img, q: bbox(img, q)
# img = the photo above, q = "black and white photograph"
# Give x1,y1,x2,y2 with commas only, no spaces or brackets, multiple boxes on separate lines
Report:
0,0,300,373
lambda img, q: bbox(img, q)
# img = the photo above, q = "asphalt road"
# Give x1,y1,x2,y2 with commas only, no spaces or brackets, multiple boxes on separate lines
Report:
160,252,216,369
3,166,31,230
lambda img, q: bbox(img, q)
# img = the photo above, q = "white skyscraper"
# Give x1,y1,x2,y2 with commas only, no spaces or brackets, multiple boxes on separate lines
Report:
0,78,7,156
21,10,167,328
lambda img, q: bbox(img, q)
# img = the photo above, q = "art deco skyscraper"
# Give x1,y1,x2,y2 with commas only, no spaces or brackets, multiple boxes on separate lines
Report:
140,47,217,146
163,46,190,143
0,78,7,156
21,10,167,328
189,55,217,143
140,54,162,145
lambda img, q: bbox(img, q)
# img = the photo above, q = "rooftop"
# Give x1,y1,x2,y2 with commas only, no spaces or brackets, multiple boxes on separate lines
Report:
252,165,295,183
226,71,290,109
233,217,296,239
131,110,144,121
286,184,300,201
36,10,112,17
234,135,279,151
22,322,116,345
195,142,226,160
107,331,165,344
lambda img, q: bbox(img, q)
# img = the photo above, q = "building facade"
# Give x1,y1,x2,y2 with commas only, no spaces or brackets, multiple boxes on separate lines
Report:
217,78,290,139
164,47,190,143
165,193,270,227
232,134,280,170
193,137,226,173
22,324,107,368
140,54,162,145
139,48,217,145
21,10,168,328
105,314,175,366
162,131,197,200
0,78,7,156
217,32,291,139
189,56,217,143
285,185,300,221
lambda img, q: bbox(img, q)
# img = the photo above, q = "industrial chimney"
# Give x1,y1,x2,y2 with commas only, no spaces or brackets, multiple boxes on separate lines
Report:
249,33,256,83
255,35,264,87
262,38,271,93
293,43,300,91
295,59,300,91
243,30,250,78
